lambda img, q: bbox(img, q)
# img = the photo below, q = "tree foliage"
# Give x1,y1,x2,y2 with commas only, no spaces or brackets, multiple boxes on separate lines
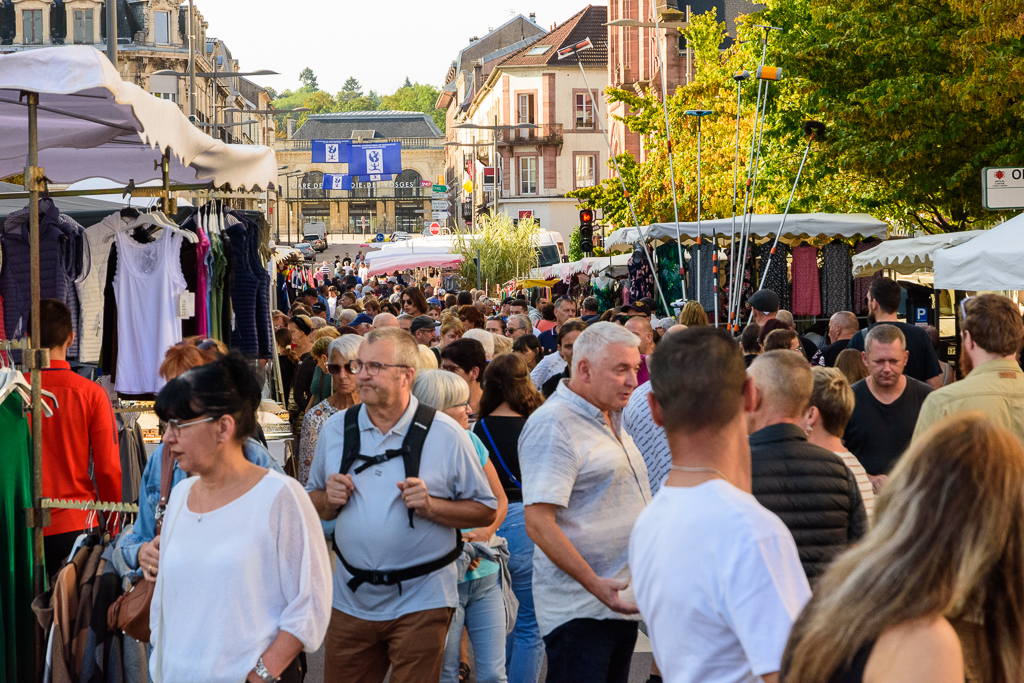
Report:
298,67,318,93
453,212,540,294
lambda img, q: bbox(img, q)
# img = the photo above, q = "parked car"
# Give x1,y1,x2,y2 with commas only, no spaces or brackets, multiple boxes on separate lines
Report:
304,235,327,252
388,231,410,242
294,242,315,260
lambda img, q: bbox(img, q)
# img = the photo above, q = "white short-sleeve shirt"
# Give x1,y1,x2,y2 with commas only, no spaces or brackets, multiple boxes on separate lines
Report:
629,480,812,683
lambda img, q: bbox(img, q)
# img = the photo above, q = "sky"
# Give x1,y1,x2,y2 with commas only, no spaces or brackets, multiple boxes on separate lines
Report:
199,0,595,96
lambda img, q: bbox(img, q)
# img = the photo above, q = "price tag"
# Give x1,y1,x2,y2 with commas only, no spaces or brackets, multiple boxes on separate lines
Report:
176,291,195,319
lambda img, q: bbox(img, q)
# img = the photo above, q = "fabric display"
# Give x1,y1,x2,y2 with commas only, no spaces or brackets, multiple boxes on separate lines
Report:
654,243,684,305
722,238,756,323
627,248,655,302
820,240,853,316
853,238,883,315
687,242,717,311
757,242,791,312
790,245,822,316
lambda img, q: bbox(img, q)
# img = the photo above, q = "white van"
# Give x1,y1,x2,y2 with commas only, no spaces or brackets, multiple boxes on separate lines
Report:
303,222,326,241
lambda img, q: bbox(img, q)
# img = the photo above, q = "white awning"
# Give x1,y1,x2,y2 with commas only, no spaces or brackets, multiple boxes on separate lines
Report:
933,213,1024,291
531,253,631,281
0,46,276,190
851,231,986,277
606,213,888,250
366,253,464,276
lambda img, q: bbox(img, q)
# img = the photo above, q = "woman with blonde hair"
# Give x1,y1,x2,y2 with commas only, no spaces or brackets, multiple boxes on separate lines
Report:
783,413,1024,683
678,300,708,327
491,333,513,358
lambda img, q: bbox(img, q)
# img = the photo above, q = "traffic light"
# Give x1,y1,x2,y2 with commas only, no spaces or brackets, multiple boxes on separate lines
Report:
579,209,594,254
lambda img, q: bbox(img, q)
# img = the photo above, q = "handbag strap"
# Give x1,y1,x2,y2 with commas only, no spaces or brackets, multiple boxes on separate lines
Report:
155,444,175,535
152,477,191,683
479,419,521,490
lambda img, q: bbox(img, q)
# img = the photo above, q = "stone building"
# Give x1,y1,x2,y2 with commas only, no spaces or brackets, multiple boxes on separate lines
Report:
274,110,446,240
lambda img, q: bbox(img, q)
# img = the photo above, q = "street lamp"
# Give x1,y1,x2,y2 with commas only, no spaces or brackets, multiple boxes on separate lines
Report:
152,66,279,139
604,18,688,28
452,121,538,217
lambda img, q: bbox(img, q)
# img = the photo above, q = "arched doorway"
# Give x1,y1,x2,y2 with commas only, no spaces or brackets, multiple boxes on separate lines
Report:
395,169,424,232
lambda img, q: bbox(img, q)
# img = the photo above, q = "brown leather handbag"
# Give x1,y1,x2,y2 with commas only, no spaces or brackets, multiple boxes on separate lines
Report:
108,444,175,643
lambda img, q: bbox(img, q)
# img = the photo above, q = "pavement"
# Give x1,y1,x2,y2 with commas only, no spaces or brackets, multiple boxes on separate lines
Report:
304,630,655,682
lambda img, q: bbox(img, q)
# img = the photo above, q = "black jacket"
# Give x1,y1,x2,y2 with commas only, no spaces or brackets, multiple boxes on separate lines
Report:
750,423,867,581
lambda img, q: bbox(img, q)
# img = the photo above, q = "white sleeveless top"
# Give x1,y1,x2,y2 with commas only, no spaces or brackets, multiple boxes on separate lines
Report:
113,228,186,394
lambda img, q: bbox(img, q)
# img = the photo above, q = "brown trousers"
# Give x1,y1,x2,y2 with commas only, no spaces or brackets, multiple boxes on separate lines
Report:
323,606,455,683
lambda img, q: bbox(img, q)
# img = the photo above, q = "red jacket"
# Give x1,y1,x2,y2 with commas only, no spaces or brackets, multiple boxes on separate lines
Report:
39,360,121,535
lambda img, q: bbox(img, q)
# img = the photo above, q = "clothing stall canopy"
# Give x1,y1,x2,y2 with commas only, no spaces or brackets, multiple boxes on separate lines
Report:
531,253,631,281
366,253,464,277
933,213,1024,290
0,46,276,190
605,213,889,251
851,230,986,277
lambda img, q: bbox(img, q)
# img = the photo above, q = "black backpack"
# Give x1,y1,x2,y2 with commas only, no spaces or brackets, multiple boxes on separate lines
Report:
332,404,463,593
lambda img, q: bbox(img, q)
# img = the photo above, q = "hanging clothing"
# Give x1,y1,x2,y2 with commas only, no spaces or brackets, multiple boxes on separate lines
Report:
78,213,129,363
687,242,716,311
820,240,853,316
0,392,33,683
790,245,822,316
195,222,211,337
654,243,683,306
208,232,229,343
118,412,147,504
225,212,272,359
627,249,654,302
113,228,186,395
853,239,882,315
757,242,791,312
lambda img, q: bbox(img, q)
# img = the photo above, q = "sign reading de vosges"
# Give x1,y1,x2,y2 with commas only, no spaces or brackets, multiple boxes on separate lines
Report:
983,167,1024,210
312,140,351,164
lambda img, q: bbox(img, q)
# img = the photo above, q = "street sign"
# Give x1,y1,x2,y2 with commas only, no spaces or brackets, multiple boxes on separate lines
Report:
413,209,429,214
432,211,449,221
983,167,1024,210
433,184,447,193
431,200,450,210
375,233,385,243
430,222,441,235
432,192,447,199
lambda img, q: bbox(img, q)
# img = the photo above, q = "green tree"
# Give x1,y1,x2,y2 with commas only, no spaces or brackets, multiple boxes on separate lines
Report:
453,212,540,294
381,82,446,132
403,76,413,89
298,67,318,93
339,77,363,103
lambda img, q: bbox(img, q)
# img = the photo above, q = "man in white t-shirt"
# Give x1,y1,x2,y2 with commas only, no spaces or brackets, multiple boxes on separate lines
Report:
306,328,497,683
629,327,811,683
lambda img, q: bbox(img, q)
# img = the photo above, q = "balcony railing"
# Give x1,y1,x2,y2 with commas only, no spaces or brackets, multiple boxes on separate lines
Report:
275,137,446,151
497,123,564,147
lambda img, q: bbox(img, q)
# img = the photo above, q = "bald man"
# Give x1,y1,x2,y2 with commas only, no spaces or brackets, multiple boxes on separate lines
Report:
813,311,859,367
372,312,400,329
747,351,867,580
625,316,655,386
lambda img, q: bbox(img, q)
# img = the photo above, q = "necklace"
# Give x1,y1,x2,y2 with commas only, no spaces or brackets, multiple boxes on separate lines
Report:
670,465,726,480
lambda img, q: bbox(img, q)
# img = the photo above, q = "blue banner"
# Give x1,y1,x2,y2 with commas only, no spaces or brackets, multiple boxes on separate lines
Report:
311,140,351,164
322,173,352,191
349,142,402,178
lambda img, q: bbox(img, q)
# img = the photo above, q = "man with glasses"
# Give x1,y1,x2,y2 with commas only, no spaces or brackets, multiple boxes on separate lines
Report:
506,314,533,340
539,297,578,355
914,294,1024,445
307,328,497,683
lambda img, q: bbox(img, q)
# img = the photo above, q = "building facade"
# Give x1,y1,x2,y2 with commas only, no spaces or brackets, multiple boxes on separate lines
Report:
444,5,608,244
275,111,446,241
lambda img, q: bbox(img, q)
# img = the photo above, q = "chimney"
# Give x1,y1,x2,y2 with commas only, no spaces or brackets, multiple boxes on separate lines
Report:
469,36,478,43
529,12,536,22
286,117,296,140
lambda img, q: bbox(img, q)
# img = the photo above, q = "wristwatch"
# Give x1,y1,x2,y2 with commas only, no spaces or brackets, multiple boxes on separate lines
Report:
252,657,280,683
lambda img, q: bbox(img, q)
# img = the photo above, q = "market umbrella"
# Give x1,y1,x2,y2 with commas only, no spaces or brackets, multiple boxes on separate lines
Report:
933,213,1024,290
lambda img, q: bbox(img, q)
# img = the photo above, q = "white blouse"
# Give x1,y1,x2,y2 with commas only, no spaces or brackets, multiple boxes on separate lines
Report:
150,470,332,683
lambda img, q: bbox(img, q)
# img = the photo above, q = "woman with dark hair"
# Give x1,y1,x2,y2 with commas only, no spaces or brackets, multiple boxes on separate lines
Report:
535,304,557,334
288,315,317,412
458,304,486,331
440,338,488,420
472,354,545,682
758,318,789,348
147,354,331,683
401,286,429,317
276,327,298,403
783,414,1024,683
512,334,543,372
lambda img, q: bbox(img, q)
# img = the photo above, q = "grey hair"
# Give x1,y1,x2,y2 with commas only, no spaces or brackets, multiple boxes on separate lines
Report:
416,345,439,370
412,368,470,411
338,309,357,325
398,313,414,321
492,334,513,357
310,317,327,330
776,310,795,329
463,328,495,359
572,321,640,373
327,335,362,363
831,311,859,333
508,314,532,333
363,327,420,380
865,323,907,354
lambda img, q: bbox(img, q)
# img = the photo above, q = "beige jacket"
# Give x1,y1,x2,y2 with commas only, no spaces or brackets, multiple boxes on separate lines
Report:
913,359,1024,445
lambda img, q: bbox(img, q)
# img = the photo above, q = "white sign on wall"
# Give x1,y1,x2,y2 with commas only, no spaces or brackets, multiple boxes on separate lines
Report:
983,167,1024,210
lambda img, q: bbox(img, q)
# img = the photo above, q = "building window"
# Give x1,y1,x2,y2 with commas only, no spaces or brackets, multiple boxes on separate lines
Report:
575,93,594,129
154,11,170,44
154,92,177,103
575,155,597,188
519,157,537,195
23,9,43,44
73,9,94,44
395,169,423,198
517,94,535,124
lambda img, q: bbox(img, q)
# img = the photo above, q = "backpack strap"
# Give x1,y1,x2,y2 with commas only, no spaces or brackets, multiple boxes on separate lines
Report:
399,404,436,528
339,405,363,475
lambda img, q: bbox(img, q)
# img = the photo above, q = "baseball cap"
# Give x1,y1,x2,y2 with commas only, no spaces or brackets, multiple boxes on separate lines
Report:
351,313,374,327
410,315,441,334
748,289,780,313
623,301,652,316
311,302,326,313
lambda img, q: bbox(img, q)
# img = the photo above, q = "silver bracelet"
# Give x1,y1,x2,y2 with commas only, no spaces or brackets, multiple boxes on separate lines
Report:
252,657,280,683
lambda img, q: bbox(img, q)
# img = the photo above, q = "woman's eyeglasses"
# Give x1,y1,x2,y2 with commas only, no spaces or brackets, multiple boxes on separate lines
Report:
160,415,216,438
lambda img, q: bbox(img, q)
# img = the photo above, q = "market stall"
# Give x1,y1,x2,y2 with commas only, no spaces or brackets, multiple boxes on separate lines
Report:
933,213,1024,291
0,45,278,681
852,231,986,277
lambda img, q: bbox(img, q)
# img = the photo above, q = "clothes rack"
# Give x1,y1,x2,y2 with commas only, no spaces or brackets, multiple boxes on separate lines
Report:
39,498,139,514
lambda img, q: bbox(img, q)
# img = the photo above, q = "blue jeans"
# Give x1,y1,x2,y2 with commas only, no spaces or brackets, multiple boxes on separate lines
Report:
502,502,544,683
442,572,507,683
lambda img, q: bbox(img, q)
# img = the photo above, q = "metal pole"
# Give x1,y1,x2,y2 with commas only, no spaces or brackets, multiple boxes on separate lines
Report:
212,46,219,140
493,115,499,218
572,57,673,318
651,8,683,281
105,0,117,66
696,117,703,305
476,248,482,291
188,0,195,123
161,149,170,213
26,91,47,679
727,74,746,330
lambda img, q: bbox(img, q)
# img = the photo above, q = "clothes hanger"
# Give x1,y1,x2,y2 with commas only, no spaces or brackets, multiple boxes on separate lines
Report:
104,210,197,244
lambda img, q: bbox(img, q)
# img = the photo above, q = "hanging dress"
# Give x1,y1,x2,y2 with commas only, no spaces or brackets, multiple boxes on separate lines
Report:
820,240,853,316
790,245,822,316
757,242,791,312
113,228,186,394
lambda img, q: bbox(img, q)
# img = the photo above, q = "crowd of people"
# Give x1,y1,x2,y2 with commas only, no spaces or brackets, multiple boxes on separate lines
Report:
35,264,1024,683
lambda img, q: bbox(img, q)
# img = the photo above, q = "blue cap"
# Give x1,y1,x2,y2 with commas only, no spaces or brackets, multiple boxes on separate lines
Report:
352,313,374,326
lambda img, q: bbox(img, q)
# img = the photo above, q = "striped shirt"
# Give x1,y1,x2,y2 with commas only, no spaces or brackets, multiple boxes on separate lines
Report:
835,450,875,524
623,381,671,496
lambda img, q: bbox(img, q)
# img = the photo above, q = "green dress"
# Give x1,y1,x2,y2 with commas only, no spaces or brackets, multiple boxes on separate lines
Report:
0,393,33,683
